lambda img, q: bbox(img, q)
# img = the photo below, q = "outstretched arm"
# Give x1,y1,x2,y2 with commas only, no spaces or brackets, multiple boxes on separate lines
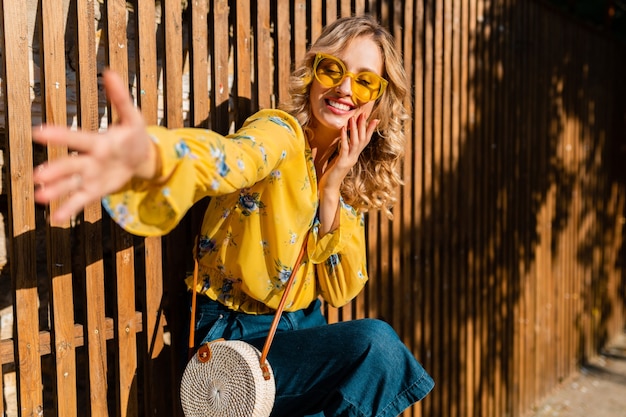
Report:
32,70,159,223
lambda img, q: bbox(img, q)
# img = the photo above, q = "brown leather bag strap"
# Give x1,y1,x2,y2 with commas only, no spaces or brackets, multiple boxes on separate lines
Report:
187,255,201,360
188,231,310,376
259,234,309,379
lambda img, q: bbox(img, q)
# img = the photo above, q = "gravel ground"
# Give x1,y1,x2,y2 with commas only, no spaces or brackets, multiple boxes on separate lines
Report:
530,332,626,417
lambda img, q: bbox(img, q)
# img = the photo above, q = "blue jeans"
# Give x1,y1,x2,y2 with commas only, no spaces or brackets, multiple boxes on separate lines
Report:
192,296,434,417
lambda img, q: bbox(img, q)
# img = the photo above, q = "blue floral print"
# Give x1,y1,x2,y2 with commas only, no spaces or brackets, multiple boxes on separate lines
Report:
271,259,293,290
198,235,217,257
102,198,134,228
238,190,265,216
174,139,191,158
269,170,282,183
268,116,295,133
326,253,341,271
210,142,230,177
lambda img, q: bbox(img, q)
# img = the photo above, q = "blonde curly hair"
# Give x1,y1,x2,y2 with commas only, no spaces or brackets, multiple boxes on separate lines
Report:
281,15,410,219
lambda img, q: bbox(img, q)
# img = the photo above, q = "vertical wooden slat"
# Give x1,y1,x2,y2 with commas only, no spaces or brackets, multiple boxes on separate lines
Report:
517,3,529,414
528,2,539,410
412,2,425,416
354,0,366,15
235,1,252,128
558,16,570,389
421,0,434,415
401,0,415,352
474,0,486,414
432,0,444,413
340,0,351,17
210,0,229,132
74,0,109,415
400,2,420,415
293,0,307,65
458,0,471,415
480,1,492,414
276,2,291,108
134,0,159,124
40,0,77,415
465,0,478,414
501,1,515,415
390,0,403,345
326,1,337,25
490,1,502,415
0,0,42,415
163,0,184,128
450,0,462,415
442,0,453,414
161,3,187,414
133,0,167,415
104,1,138,415
254,0,272,110
189,0,209,128
510,1,522,413
309,0,322,42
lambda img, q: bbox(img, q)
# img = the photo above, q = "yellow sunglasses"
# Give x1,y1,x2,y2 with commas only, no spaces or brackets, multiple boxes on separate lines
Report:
312,53,388,103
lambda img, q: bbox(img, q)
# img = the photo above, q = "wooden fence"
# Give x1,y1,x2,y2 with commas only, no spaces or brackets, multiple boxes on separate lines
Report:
0,0,624,416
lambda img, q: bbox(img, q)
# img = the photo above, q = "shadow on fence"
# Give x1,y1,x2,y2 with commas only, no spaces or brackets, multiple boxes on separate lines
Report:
0,1,624,417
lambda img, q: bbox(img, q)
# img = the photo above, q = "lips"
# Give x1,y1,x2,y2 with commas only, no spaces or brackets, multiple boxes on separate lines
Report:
326,99,355,112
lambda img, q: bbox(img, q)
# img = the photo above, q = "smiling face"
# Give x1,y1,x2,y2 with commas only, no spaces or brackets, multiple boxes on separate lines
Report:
308,35,384,142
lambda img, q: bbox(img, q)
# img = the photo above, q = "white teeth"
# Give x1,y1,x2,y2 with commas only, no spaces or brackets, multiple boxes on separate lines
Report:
328,100,352,111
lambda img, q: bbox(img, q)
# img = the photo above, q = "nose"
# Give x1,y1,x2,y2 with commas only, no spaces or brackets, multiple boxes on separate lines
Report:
335,75,353,97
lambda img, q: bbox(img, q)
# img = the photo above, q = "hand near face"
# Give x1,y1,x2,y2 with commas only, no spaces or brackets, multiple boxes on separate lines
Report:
318,113,379,194
32,70,158,223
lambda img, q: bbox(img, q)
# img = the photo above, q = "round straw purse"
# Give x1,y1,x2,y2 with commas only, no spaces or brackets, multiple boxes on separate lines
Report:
180,232,309,417
180,340,275,417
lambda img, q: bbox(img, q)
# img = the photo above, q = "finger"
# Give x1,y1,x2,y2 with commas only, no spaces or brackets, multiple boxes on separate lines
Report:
356,114,368,143
339,124,350,154
49,190,96,224
33,157,83,185
33,125,100,154
34,172,83,205
348,116,358,145
366,118,380,140
103,69,143,126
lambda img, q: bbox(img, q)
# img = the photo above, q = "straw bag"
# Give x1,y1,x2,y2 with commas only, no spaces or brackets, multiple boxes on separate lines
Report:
180,233,309,417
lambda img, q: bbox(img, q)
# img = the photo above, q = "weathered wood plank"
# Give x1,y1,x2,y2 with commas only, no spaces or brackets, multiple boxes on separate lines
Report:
74,0,108,415
254,0,272,110
40,0,77,415
189,0,210,128
276,2,290,107
235,1,252,128
210,0,230,133
0,0,43,415
132,1,168,415
104,1,138,416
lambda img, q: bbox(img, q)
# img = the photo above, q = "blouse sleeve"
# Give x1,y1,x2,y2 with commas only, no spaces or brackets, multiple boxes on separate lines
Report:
102,109,303,236
308,200,369,307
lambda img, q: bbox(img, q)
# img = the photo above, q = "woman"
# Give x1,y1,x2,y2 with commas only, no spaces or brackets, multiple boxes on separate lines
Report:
33,14,433,417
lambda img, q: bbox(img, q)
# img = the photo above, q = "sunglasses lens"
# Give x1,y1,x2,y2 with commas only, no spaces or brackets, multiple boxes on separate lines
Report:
315,57,345,87
313,54,386,102
352,73,383,102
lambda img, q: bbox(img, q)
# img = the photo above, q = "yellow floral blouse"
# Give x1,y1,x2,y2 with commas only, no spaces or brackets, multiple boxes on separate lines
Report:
103,109,368,314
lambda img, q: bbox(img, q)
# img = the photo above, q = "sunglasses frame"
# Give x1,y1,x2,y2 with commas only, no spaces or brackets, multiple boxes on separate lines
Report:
312,53,388,103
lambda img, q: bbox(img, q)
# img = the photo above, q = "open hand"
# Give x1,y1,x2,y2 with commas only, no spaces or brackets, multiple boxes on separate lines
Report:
33,70,157,223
